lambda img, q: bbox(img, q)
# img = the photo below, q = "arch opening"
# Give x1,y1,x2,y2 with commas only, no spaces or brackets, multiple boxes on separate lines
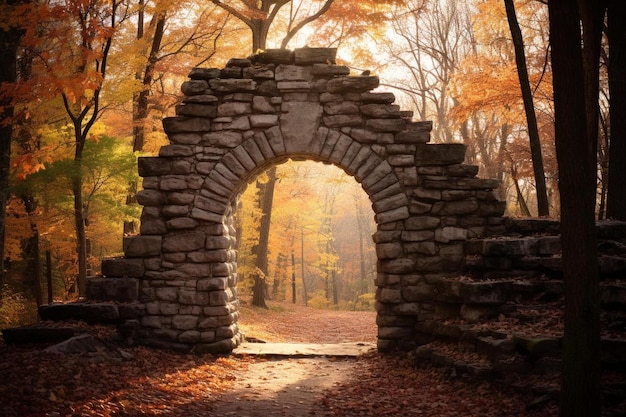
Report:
234,160,378,343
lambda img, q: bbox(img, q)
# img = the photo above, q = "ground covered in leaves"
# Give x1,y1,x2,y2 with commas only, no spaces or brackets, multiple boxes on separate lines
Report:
0,300,558,416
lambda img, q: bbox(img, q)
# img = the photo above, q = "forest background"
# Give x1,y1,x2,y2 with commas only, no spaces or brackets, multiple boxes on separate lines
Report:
2,1,625,415
0,0,622,328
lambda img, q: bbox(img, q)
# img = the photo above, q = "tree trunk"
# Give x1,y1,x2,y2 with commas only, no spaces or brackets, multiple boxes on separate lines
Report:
133,12,166,152
331,269,338,305
72,173,88,299
300,227,308,306
548,1,602,415
356,201,367,297
22,194,42,307
251,166,276,307
291,251,296,304
606,0,626,220
126,7,166,234
0,0,24,305
504,0,549,217
46,250,53,303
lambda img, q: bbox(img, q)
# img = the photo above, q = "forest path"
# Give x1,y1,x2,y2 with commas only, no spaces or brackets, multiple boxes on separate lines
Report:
206,300,376,416
208,356,357,417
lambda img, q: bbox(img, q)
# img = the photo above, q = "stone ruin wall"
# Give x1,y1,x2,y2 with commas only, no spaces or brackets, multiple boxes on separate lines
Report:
93,47,507,354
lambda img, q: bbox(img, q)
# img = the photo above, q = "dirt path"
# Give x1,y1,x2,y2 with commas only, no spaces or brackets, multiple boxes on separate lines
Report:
209,356,356,417
205,301,374,416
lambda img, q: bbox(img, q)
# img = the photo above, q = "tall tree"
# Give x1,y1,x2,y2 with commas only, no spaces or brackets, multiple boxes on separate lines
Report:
132,2,165,154
251,166,275,308
503,0,549,216
383,0,470,143
548,0,604,415
606,0,626,220
0,0,27,304
54,0,127,297
210,0,336,52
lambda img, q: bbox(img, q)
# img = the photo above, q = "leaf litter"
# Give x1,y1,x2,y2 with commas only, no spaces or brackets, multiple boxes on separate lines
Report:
0,300,557,416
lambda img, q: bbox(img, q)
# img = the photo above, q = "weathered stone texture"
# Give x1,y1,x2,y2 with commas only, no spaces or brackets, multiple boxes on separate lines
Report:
90,47,511,354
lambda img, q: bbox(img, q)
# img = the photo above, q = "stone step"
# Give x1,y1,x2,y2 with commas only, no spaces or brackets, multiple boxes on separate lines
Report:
101,257,145,278
39,302,144,325
414,325,626,370
428,276,625,318
465,236,562,257
1,325,78,344
503,218,561,236
467,253,626,281
414,339,625,415
597,220,626,241
86,276,139,303
429,277,563,306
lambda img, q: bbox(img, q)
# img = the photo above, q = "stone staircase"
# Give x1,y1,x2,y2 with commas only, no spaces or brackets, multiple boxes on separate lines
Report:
37,257,147,344
410,218,626,415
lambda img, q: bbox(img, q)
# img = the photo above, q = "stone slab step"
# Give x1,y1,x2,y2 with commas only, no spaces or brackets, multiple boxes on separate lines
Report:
1,325,77,344
86,276,139,303
39,302,144,324
232,341,376,357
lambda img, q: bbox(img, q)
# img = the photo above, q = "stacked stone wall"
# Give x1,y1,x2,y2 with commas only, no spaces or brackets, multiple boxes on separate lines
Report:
98,47,506,353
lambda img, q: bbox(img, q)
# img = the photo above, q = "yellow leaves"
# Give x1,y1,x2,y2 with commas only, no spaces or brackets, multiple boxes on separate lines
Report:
3,198,33,262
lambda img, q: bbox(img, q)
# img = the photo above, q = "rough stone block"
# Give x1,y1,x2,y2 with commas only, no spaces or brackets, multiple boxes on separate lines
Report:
279,102,323,154
175,103,217,118
395,130,430,143
124,235,162,257
360,104,401,118
197,278,228,292
435,227,468,243
415,143,466,165
538,236,561,255
379,258,416,274
209,79,256,93
155,288,178,302
216,324,238,338
514,336,561,357
404,216,440,230
217,102,252,117
462,281,512,304
376,242,403,259
194,338,236,354
378,326,414,339
86,277,139,303
372,193,408,213
172,315,199,330
250,114,278,128
141,316,162,329
178,330,201,343
181,80,209,95
365,118,406,133
101,258,145,278
275,65,312,81
327,76,379,93
162,231,206,252
325,101,360,115
179,290,209,306
294,47,337,65
376,206,409,224
138,157,172,177
188,67,221,80
435,199,479,216
402,283,433,302
163,117,211,134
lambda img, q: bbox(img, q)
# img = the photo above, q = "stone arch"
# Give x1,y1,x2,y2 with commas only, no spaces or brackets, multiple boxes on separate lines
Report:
202,129,404,223
103,47,505,354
